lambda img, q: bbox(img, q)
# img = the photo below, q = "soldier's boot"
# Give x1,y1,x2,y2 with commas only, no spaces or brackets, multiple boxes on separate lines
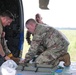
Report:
59,53,71,67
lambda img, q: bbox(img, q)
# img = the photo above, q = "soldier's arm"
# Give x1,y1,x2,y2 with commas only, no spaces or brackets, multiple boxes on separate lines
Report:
26,31,32,45
2,38,11,55
1,37,20,62
0,33,5,57
25,34,42,62
0,37,10,60
0,43,5,57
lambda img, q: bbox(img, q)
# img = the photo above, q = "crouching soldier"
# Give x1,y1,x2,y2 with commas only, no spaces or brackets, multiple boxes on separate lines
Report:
0,10,20,66
24,19,71,68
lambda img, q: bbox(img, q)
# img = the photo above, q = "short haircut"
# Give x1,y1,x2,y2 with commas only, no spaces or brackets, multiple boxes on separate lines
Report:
0,10,14,20
26,18,36,25
35,13,40,18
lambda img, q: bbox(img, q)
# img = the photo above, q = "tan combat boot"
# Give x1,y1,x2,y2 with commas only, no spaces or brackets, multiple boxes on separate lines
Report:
59,53,71,67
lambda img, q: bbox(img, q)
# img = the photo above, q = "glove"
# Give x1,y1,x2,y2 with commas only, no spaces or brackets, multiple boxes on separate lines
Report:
7,53,20,64
7,53,13,58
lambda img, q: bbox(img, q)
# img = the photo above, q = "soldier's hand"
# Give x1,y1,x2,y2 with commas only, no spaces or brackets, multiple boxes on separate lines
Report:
4,56,10,60
19,58,25,63
7,53,20,64
10,56,20,64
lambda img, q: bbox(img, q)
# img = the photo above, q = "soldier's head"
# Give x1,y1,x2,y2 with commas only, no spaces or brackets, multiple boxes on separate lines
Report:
35,13,43,23
0,10,14,27
25,18,37,34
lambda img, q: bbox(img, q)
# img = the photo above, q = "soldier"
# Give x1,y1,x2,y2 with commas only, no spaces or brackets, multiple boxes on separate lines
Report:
26,14,46,61
26,13,44,45
0,10,20,66
24,18,71,68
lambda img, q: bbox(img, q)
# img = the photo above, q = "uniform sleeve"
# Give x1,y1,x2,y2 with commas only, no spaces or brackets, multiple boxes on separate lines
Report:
0,34,1,43
26,31,31,45
25,34,42,62
2,38,11,55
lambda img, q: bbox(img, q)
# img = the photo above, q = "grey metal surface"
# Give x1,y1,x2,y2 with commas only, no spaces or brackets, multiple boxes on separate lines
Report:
16,62,76,75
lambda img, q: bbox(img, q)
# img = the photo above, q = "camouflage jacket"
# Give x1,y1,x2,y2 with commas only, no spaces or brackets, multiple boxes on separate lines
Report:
26,23,46,45
0,19,11,55
25,24,69,62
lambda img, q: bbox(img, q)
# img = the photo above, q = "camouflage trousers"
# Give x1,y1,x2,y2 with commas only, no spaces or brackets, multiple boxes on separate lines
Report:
35,47,68,68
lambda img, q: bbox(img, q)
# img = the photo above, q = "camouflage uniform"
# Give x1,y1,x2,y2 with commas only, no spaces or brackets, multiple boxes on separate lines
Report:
25,24,69,68
26,23,46,45
26,31,32,45
0,19,11,55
